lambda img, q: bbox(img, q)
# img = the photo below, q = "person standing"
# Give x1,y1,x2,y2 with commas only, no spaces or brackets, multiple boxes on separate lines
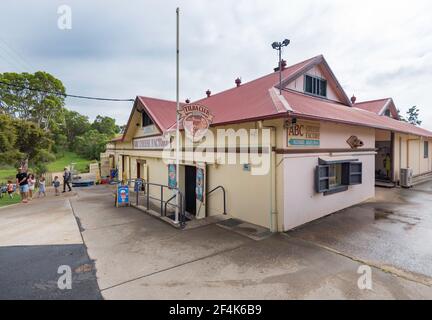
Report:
38,176,46,197
384,153,391,179
16,167,29,203
63,167,72,193
53,176,61,196
27,173,35,200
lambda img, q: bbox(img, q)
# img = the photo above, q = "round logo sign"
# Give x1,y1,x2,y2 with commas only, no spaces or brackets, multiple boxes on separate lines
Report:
179,104,213,142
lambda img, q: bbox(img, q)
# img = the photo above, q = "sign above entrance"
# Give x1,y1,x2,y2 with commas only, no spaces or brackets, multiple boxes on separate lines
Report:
287,121,320,147
179,104,213,142
133,136,169,149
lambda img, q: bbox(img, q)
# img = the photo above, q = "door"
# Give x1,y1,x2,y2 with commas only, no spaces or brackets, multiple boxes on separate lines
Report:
137,162,141,178
185,165,196,215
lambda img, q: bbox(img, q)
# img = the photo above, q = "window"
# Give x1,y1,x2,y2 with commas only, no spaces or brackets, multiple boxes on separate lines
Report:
304,75,327,97
142,112,153,127
384,109,391,117
315,160,362,195
425,141,429,159
328,164,342,188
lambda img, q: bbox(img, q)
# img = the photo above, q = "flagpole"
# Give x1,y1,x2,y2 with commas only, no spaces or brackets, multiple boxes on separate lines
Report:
175,7,180,224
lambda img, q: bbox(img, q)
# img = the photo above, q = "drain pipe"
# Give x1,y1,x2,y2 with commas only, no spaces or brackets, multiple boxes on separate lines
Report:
258,120,277,232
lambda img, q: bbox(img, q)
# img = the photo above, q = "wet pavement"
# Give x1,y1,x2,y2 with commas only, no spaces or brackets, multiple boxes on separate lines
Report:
1,183,431,299
70,185,431,299
288,180,432,285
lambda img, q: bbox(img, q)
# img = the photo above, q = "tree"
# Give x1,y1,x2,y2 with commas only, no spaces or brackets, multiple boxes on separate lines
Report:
91,115,120,138
406,106,422,126
396,109,406,122
0,71,66,131
64,109,91,143
74,129,108,160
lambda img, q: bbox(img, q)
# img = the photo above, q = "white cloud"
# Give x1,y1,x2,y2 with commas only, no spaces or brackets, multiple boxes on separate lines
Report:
0,0,431,129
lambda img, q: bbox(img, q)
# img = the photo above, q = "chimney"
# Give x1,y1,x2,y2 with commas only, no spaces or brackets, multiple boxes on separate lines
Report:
235,77,241,87
185,98,190,103
351,95,357,104
206,89,211,97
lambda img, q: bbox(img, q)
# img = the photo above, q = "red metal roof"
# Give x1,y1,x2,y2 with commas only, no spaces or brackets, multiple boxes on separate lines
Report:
137,96,184,132
355,98,390,114
121,55,432,140
282,90,432,137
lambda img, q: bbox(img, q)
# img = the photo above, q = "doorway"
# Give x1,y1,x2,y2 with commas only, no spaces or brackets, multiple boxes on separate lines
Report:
137,162,141,178
185,165,196,215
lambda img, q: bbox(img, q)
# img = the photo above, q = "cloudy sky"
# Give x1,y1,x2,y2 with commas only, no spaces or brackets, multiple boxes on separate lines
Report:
0,0,431,129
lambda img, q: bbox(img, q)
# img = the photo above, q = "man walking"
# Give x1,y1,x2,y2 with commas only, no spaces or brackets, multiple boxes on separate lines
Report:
63,167,72,193
16,167,29,203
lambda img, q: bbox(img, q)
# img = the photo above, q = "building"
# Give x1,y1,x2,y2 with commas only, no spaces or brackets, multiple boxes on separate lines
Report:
103,55,432,232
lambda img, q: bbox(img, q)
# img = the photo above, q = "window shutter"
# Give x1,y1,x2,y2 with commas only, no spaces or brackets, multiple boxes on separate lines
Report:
315,165,330,193
342,162,362,185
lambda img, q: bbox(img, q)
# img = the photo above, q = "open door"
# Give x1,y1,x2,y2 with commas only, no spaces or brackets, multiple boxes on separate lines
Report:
185,165,196,215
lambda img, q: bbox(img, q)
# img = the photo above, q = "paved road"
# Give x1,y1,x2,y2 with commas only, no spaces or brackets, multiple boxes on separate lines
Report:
1,184,431,299
0,193,101,299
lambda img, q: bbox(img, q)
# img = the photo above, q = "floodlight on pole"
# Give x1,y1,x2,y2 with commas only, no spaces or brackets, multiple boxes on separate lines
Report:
271,38,290,95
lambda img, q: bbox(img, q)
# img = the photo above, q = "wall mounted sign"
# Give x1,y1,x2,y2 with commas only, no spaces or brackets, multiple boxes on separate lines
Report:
168,164,177,189
287,121,320,147
346,135,364,149
179,104,213,142
133,135,170,149
196,166,205,202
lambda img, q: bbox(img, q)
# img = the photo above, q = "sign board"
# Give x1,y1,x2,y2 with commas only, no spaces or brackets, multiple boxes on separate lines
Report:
196,166,205,202
168,164,177,189
134,178,143,192
133,136,170,149
287,121,320,147
346,135,364,149
116,184,129,207
179,104,213,142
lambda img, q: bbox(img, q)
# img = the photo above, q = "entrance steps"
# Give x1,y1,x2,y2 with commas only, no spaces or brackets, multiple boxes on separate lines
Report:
412,172,432,186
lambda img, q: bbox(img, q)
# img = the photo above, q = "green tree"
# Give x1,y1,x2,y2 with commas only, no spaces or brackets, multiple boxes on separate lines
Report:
64,109,91,143
406,106,422,126
0,71,66,131
91,115,120,138
74,129,108,160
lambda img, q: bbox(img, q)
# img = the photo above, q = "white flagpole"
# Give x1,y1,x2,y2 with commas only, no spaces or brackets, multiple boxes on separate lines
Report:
175,7,180,224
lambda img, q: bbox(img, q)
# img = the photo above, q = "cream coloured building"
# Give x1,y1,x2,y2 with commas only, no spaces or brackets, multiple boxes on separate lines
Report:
103,55,432,232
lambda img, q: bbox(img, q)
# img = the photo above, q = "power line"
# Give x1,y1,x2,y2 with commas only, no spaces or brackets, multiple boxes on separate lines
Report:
0,80,135,102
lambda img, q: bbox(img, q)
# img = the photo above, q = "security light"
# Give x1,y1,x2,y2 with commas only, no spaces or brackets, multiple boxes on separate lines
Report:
271,38,290,94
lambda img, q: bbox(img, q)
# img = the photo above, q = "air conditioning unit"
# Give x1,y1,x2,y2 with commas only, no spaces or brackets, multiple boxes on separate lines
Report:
400,168,413,188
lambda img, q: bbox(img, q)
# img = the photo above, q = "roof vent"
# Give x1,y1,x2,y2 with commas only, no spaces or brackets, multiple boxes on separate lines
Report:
206,89,211,97
235,77,241,87
351,95,357,104
185,98,190,103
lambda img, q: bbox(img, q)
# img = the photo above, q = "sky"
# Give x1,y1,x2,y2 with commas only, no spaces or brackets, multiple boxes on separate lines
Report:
0,0,431,129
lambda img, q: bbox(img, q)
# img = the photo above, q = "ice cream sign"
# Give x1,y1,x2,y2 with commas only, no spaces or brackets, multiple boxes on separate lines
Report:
287,121,320,147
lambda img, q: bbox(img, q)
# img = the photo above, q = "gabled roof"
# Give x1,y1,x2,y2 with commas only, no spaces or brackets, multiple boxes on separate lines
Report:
282,90,432,137
355,98,399,119
117,55,432,141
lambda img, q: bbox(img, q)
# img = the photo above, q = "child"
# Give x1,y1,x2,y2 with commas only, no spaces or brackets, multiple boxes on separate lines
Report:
6,180,14,199
53,176,60,196
38,177,46,198
28,173,35,200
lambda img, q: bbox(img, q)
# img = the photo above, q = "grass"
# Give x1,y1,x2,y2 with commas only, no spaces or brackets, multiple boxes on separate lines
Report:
46,151,92,173
0,151,93,183
0,194,21,207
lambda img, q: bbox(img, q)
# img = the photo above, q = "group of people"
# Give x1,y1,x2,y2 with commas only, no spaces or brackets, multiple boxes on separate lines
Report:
10,167,73,203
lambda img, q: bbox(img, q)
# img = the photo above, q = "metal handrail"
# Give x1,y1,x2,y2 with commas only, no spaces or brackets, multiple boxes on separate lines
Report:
124,179,186,228
207,185,227,215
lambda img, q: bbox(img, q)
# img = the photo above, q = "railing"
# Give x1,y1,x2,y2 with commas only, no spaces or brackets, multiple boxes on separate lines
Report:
207,185,227,215
121,179,186,228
